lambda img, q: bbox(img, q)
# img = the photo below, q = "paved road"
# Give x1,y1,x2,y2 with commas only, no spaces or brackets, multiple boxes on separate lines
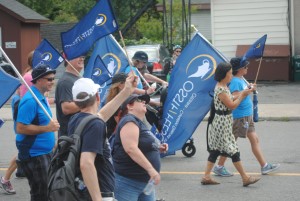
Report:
1,120,300,201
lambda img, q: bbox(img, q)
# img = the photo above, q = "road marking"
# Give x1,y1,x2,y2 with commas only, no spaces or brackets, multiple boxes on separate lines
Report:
160,171,300,176
1,168,299,176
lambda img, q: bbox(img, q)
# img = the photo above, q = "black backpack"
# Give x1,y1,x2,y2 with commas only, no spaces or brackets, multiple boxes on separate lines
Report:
48,115,98,201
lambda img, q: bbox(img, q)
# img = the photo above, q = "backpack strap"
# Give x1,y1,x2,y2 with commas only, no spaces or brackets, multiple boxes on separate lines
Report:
73,115,99,137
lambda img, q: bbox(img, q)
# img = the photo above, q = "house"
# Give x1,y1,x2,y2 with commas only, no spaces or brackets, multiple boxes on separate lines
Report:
0,0,49,73
191,0,211,40
210,0,299,81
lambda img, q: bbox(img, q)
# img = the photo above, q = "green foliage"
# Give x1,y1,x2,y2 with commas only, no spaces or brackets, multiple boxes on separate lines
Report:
16,0,195,45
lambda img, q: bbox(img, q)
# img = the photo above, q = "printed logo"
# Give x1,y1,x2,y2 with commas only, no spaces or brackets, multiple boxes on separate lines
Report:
186,54,216,80
95,14,106,26
41,52,52,61
102,53,121,74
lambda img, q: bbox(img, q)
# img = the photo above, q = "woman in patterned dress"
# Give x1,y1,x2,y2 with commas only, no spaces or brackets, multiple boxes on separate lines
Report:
201,62,261,187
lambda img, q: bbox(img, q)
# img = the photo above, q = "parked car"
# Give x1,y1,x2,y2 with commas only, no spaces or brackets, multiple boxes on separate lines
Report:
125,44,170,79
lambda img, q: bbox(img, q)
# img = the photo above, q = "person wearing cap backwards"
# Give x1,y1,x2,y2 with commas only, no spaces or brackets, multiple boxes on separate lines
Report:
15,65,60,201
213,57,280,177
112,94,168,201
68,74,137,201
55,55,85,137
125,51,168,96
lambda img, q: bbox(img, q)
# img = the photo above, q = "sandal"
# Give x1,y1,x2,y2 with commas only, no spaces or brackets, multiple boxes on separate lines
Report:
201,177,220,185
243,176,261,187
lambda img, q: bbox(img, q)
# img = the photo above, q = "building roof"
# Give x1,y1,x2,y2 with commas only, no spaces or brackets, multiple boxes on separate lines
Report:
0,0,49,23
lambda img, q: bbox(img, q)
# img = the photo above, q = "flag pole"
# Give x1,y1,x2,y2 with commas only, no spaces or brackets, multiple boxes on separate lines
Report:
65,59,82,77
0,47,52,120
254,57,263,84
118,30,151,88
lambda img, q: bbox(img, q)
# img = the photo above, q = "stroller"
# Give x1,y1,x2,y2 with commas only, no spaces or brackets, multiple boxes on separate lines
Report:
145,85,196,157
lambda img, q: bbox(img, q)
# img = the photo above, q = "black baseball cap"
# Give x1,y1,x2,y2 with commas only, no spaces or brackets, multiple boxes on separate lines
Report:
121,94,150,110
132,51,148,63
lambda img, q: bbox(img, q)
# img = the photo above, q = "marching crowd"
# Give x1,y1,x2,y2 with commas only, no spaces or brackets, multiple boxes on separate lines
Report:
0,46,280,201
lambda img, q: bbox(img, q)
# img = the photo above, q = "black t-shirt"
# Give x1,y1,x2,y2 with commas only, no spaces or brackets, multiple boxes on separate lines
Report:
55,72,79,137
113,114,161,182
68,112,115,193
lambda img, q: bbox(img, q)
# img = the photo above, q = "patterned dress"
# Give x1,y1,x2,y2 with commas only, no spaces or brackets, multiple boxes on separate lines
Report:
208,86,239,156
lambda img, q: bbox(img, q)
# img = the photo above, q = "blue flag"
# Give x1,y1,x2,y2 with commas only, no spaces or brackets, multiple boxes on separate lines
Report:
32,39,64,69
92,55,112,86
0,68,21,109
61,0,118,60
84,34,129,106
241,34,267,63
160,33,226,155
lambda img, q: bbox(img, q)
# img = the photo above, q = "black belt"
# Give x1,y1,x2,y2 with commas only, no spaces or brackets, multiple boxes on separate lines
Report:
102,192,114,198
215,110,232,115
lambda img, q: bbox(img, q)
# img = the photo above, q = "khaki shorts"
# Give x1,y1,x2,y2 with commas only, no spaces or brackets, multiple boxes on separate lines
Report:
233,116,255,138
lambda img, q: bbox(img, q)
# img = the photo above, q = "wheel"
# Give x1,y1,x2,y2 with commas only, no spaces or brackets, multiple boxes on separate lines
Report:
182,143,196,157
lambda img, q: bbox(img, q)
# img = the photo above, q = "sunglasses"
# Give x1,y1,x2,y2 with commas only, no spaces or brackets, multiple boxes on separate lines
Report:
42,77,55,82
175,50,181,53
135,99,144,103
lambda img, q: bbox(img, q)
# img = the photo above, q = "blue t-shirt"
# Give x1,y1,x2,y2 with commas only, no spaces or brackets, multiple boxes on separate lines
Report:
68,112,115,193
16,86,55,160
124,66,143,89
229,77,253,119
113,114,161,182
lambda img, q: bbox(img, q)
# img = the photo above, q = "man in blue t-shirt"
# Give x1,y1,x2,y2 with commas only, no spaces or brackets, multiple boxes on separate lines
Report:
69,75,137,200
213,57,280,177
16,65,60,201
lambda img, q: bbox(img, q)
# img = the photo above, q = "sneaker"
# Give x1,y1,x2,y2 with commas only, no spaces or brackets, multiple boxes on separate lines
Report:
0,176,16,194
261,163,280,175
213,166,234,177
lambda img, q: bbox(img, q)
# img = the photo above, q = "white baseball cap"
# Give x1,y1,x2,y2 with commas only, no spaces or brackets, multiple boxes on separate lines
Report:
72,78,100,102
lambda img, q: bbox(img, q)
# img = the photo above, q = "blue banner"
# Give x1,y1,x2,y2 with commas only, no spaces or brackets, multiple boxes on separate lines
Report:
241,34,267,63
32,39,64,69
160,33,226,155
92,55,112,86
0,68,21,109
84,34,129,106
61,0,118,60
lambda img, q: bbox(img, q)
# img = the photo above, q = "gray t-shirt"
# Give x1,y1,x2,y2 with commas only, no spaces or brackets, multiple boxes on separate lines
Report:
55,72,79,137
